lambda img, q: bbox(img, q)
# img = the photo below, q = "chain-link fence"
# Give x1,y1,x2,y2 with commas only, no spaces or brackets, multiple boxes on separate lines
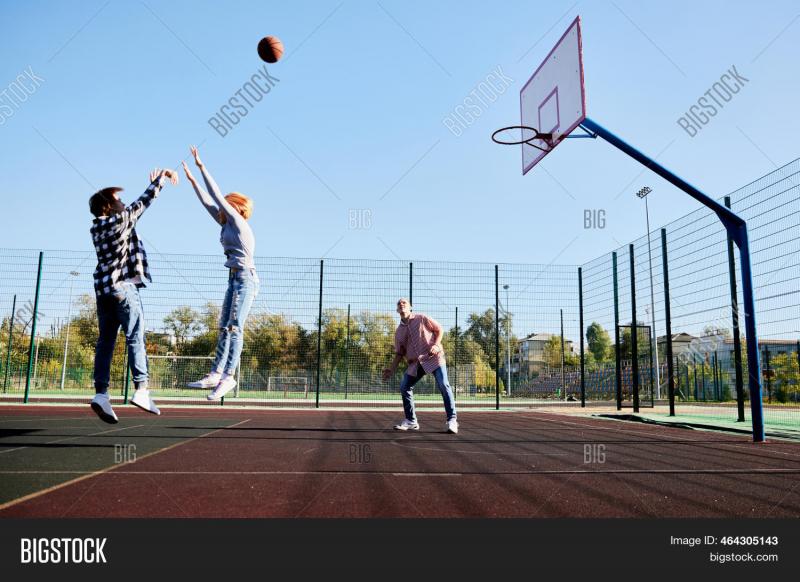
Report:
1,161,798,434
580,159,800,434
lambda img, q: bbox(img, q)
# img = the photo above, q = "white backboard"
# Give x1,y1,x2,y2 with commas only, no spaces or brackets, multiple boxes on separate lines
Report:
520,16,586,174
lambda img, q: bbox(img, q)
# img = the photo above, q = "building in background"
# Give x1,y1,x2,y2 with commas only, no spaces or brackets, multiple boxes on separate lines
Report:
515,333,575,375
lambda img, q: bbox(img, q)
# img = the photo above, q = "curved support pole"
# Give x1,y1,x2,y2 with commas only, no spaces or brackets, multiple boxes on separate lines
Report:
579,117,764,441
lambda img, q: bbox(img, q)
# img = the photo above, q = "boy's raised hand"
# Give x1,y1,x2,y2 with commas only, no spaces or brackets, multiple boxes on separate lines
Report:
149,168,179,185
164,169,179,185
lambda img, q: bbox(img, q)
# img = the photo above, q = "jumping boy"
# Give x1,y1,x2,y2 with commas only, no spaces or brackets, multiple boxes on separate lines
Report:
88,168,177,423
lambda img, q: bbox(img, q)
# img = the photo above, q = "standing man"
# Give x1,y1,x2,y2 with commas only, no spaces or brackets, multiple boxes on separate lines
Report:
88,168,178,423
382,298,458,434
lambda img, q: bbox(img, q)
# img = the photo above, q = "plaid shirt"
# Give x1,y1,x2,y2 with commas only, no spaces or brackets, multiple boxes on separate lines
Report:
91,177,164,297
394,313,446,376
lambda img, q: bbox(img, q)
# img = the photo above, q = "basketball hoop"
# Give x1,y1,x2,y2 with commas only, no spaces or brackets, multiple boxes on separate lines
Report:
491,125,554,153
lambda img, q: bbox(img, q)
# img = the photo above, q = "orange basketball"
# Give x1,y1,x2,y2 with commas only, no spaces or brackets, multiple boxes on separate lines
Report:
257,36,284,63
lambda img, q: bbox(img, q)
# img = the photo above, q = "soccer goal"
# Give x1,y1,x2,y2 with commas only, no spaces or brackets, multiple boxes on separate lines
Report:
267,376,310,398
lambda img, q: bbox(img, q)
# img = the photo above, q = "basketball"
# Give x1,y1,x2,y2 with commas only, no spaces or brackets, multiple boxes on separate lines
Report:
257,36,284,63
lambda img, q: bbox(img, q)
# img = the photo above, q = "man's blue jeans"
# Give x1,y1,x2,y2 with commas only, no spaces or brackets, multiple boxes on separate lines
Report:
400,364,457,423
213,268,259,376
94,283,148,394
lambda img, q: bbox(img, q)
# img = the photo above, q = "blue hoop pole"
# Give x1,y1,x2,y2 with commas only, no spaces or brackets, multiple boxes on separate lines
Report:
579,117,765,442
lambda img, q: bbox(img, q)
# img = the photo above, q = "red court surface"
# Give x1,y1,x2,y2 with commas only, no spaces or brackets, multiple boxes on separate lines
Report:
1,405,798,518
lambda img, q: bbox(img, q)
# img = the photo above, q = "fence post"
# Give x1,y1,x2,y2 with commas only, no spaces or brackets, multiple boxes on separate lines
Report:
685,362,690,400
647,332,654,406
316,259,324,408
560,309,566,400
578,267,585,407
612,252,622,410
661,229,675,416
495,265,500,410
344,303,350,400
763,345,772,404
701,355,707,400
724,196,746,422
123,356,131,404
3,295,16,394
454,306,458,401
23,252,44,404
409,262,413,306
629,244,639,413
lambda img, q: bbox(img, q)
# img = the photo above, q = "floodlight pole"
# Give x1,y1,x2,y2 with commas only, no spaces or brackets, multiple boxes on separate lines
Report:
579,117,765,442
637,191,661,400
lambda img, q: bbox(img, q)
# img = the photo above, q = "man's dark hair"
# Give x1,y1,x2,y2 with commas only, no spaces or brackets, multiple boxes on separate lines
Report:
89,187,124,217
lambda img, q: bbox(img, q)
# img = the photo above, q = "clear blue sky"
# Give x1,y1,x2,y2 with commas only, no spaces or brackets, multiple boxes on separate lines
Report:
1,0,797,266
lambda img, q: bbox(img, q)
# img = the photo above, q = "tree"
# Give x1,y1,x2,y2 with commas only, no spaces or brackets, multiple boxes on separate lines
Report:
182,302,221,357
771,352,800,403
586,322,612,363
163,306,202,348
320,308,352,384
243,313,306,372
71,294,100,351
465,308,497,368
355,311,396,375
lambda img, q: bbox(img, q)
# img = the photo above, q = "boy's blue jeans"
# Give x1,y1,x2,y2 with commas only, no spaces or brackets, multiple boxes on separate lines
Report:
94,283,148,394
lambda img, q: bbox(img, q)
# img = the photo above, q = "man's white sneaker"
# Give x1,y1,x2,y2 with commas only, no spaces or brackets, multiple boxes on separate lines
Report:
207,376,237,401
187,372,221,389
446,419,459,434
394,419,420,431
131,388,161,415
90,393,119,424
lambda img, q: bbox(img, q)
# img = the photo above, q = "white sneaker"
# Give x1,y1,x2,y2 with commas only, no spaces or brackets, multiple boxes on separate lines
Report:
394,419,420,431
446,419,459,434
90,393,119,424
131,388,161,415
207,375,237,401
187,372,221,389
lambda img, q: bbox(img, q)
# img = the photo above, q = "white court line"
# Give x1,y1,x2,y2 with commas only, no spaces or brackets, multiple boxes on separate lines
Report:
0,418,251,512
0,424,145,455
0,468,796,476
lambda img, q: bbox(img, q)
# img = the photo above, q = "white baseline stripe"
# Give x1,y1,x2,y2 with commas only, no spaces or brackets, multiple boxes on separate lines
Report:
0,468,797,476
